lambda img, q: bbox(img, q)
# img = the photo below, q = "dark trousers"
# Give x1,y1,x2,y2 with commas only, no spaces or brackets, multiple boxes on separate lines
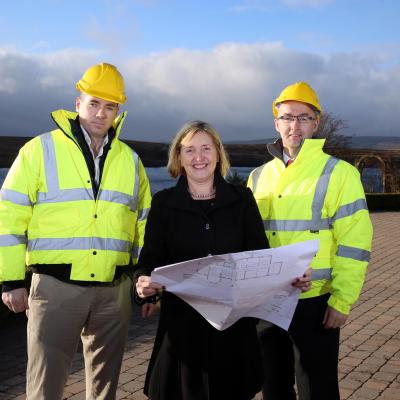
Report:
258,294,340,400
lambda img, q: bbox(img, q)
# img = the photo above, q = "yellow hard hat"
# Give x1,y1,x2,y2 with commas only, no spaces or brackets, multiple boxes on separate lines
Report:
272,81,322,117
76,63,127,104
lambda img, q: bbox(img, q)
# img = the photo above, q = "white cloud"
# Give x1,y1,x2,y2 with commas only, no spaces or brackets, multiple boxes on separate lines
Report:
0,42,398,141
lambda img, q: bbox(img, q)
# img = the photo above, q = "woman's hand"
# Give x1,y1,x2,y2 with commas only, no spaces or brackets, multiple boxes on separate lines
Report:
141,303,159,318
136,275,164,298
291,267,312,292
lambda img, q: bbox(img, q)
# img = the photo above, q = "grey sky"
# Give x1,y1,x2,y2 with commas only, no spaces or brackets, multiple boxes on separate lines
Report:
0,42,398,142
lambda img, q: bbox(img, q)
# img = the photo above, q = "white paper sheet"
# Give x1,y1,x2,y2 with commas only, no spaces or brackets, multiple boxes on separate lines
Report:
151,240,319,331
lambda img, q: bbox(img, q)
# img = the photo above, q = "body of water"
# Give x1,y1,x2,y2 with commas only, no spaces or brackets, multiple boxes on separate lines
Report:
0,167,254,194
1,166,383,193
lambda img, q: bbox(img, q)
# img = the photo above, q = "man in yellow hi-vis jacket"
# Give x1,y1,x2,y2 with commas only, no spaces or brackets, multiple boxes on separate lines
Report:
248,82,373,400
0,63,152,400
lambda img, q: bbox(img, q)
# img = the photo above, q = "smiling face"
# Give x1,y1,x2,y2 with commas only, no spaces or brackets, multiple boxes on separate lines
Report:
179,131,219,186
274,101,319,158
76,93,119,139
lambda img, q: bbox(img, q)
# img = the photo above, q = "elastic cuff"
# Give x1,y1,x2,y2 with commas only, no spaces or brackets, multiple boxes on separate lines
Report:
327,294,351,315
1,280,26,292
133,287,159,306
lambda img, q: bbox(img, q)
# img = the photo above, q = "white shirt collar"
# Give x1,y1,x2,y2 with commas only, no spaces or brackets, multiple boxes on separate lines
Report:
283,151,292,164
80,125,109,159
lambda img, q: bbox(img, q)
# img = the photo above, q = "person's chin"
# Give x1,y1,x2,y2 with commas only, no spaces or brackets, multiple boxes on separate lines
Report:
288,137,302,146
90,126,108,135
189,169,212,180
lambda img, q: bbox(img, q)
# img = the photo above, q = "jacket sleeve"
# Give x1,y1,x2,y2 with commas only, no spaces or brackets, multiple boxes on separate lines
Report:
133,191,167,278
243,188,270,251
0,138,41,283
131,158,152,265
246,165,263,195
326,162,373,315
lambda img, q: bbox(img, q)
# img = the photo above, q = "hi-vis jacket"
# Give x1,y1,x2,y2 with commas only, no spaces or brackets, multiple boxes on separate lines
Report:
248,139,373,315
0,110,151,283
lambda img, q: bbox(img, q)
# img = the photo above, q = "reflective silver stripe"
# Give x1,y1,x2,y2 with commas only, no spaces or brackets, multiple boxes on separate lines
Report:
337,245,371,262
98,190,136,210
28,237,131,252
97,149,140,211
311,268,332,281
310,157,339,232
38,133,94,204
132,151,140,211
38,188,139,206
39,132,139,209
38,188,93,203
40,133,59,192
0,234,27,246
264,218,330,231
138,208,150,221
249,165,264,193
0,188,32,206
131,245,142,260
331,199,368,222
259,157,339,233
92,237,131,252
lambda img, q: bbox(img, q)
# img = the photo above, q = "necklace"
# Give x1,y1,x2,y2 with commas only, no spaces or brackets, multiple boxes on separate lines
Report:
188,187,216,199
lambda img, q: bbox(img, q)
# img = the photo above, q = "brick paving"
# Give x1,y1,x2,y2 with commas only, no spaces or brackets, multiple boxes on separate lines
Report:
0,211,399,400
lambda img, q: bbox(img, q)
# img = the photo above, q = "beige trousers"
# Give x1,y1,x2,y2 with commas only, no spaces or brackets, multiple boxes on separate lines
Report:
26,273,132,400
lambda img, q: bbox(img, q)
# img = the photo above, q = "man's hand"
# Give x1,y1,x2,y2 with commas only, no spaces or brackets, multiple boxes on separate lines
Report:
2,288,29,313
323,306,348,329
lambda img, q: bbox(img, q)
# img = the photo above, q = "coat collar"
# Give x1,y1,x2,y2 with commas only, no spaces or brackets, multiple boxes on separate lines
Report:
165,172,242,214
267,137,326,164
50,109,127,142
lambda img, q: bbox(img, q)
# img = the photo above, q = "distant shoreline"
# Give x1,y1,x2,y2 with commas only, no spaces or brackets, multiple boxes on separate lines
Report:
1,136,400,168
0,136,271,168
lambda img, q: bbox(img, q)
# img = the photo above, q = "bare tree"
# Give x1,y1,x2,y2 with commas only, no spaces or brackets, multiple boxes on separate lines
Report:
314,113,352,148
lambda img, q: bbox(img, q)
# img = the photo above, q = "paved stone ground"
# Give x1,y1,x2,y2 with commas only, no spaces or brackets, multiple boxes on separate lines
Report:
0,211,399,400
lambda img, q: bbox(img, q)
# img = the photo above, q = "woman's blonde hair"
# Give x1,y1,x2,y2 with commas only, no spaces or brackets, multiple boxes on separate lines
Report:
167,120,230,178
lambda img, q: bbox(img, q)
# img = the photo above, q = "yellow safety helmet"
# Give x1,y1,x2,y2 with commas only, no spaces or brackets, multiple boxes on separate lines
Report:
76,63,127,104
272,81,322,117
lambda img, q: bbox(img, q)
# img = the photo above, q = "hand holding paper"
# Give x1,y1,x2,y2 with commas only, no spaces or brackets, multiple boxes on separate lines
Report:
151,240,319,330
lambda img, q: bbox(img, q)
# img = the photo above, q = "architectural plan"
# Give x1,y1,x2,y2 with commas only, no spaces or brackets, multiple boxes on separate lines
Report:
151,239,319,330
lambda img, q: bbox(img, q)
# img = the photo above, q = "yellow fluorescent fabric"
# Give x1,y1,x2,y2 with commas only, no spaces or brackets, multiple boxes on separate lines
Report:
0,110,151,283
248,139,373,315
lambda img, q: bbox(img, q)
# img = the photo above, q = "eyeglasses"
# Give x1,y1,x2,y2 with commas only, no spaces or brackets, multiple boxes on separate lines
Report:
277,115,316,124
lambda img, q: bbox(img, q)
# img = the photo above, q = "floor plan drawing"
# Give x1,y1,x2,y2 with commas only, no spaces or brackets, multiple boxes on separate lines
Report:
182,253,282,286
151,239,319,330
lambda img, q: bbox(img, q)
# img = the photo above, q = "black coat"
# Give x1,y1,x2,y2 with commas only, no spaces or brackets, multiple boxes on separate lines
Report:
135,173,269,400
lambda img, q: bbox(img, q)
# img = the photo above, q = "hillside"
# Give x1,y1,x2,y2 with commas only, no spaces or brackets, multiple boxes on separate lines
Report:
227,136,400,149
0,136,269,167
0,137,169,168
350,136,400,149
0,135,399,168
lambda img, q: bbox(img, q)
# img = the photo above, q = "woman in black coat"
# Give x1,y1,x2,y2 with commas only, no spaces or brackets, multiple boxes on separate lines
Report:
135,121,310,400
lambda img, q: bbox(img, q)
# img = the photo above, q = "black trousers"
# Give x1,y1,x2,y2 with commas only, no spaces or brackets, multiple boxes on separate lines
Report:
258,294,340,400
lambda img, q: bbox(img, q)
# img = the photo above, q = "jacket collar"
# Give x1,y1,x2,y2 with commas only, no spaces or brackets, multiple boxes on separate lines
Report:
267,138,285,162
165,172,241,213
50,109,127,142
267,138,326,164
